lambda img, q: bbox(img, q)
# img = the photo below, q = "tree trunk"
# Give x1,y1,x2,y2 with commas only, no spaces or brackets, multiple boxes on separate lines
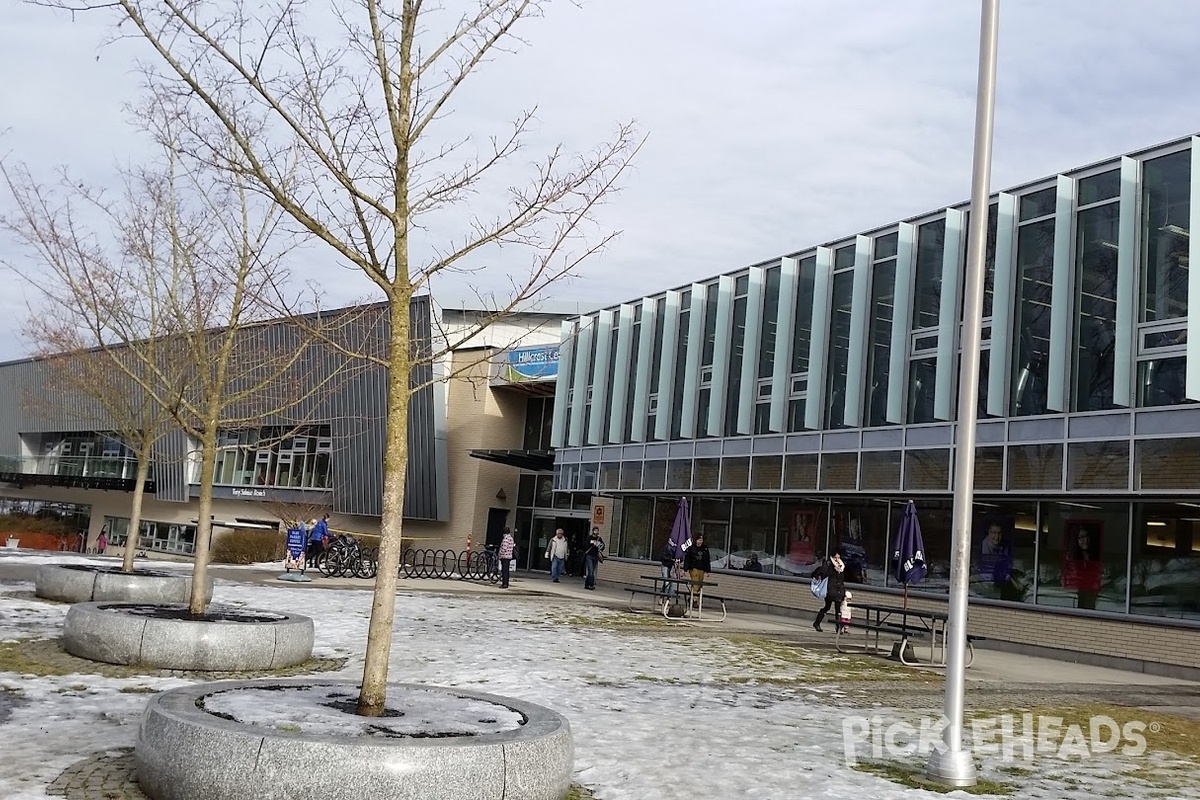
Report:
121,455,152,573
357,297,412,716
188,434,218,615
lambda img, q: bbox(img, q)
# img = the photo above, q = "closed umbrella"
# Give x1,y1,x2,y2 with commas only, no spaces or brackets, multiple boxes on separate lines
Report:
669,497,692,569
893,500,927,609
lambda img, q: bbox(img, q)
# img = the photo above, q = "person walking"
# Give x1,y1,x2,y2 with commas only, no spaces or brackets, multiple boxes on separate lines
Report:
545,528,569,583
683,533,711,605
96,528,108,554
583,527,605,590
812,549,848,632
499,527,516,589
657,539,679,581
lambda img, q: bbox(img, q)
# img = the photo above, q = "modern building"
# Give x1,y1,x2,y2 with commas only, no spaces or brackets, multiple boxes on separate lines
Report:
551,134,1200,677
0,297,579,560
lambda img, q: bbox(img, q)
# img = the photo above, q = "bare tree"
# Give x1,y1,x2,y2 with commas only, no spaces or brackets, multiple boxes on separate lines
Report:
3,106,365,613
37,0,640,714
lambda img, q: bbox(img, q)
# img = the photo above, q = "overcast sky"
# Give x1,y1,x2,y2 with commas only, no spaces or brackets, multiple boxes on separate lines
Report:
2,0,1199,362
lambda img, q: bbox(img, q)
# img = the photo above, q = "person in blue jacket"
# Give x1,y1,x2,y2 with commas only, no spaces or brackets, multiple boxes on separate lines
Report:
307,515,329,567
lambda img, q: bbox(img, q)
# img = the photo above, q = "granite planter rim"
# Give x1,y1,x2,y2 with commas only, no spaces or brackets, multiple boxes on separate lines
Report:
156,678,568,748
35,563,213,605
136,679,573,800
63,602,313,671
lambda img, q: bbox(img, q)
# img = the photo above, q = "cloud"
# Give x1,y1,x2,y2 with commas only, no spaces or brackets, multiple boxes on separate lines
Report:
3,0,1200,361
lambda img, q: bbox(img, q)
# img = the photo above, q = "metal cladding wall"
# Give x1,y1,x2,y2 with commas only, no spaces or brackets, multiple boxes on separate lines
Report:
0,296,444,521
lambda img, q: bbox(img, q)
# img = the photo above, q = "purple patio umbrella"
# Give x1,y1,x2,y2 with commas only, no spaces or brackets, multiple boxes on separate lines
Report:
893,500,927,608
669,497,692,569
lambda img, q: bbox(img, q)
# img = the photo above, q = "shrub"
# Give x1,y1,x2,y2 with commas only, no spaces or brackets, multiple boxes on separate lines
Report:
211,528,286,565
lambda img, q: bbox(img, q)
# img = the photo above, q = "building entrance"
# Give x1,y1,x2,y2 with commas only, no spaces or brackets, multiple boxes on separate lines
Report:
525,512,590,574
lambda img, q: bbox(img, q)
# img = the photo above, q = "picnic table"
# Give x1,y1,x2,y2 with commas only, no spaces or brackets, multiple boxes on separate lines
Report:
626,574,727,621
836,601,976,667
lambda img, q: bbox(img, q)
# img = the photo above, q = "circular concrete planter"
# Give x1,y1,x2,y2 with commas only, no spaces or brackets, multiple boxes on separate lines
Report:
63,603,313,671
136,679,573,800
36,564,214,605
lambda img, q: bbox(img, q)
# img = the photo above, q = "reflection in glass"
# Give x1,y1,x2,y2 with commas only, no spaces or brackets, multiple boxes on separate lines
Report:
1135,438,1200,490
1141,151,1190,323
969,501,1037,602
620,497,653,560
860,451,901,490
912,220,945,332
865,259,896,427
1129,503,1200,620
830,500,890,585
901,499,953,594
750,455,783,490
777,499,828,575
824,271,854,428
819,451,858,490
1067,441,1129,490
725,498,777,571
1019,187,1056,221
1078,170,1120,205
974,447,1004,491
907,357,938,424
665,459,691,490
669,290,691,439
692,458,720,490
758,267,781,379
790,257,818,377
724,291,748,435
783,453,819,490
1011,218,1055,416
904,449,950,491
1074,203,1120,411
719,457,750,490
1037,502,1128,612
1007,444,1063,491
694,496,732,567
1139,356,1187,407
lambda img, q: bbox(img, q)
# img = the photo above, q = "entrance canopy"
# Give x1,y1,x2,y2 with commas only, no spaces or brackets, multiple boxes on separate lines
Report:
468,449,555,472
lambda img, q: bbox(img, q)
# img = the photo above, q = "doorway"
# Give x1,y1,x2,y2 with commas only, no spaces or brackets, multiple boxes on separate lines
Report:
527,513,590,574
485,508,509,551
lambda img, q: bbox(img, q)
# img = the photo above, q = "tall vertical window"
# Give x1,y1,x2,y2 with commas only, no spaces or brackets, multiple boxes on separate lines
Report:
1011,187,1056,416
865,233,898,426
908,219,945,424
669,291,691,439
787,256,817,431
1138,150,1191,407
1074,170,1121,412
695,283,719,437
824,246,857,429
622,305,642,443
211,425,333,489
726,274,751,435
754,267,782,434
646,298,664,437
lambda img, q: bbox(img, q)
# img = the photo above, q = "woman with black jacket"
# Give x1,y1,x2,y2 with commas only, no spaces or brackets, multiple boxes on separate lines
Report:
812,550,847,632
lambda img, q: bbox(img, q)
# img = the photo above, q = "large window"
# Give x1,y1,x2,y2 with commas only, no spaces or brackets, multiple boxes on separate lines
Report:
829,499,889,585
787,256,818,431
106,515,196,555
1139,150,1191,407
1036,501,1129,613
523,397,554,450
29,433,140,480
754,267,781,434
211,425,332,489
669,290,691,439
725,498,776,571
1011,188,1055,416
864,233,898,427
1129,503,1200,620
908,219,945,424
724,275,750,435
1073,171,1121,412
969,501,1037,603
619,497,653,561
695,283,720,436
777,499,827,576
824,246,856,429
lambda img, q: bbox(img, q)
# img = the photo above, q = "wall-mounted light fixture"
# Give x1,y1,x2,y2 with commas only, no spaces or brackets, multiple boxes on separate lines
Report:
495,488,507,502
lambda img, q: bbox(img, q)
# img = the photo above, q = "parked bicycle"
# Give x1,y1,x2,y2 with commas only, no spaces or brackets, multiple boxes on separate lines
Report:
316,534,377,579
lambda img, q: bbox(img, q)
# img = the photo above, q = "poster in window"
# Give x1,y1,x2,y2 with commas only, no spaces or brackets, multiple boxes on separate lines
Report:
1062,519,1103,593
788,510,815,567
977,516,1014,586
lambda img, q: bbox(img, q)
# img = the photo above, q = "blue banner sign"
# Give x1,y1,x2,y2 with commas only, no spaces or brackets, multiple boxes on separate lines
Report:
285,527,306,559
502,345,560,382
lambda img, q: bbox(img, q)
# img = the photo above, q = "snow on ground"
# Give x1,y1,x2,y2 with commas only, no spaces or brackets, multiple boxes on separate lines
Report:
0,553,1196,799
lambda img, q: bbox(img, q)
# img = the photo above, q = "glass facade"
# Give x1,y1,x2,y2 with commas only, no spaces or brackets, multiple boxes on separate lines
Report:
554,135,1200,629
210,425,333,489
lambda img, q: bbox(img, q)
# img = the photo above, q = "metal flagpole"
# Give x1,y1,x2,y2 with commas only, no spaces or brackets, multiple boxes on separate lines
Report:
925,0,999,787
